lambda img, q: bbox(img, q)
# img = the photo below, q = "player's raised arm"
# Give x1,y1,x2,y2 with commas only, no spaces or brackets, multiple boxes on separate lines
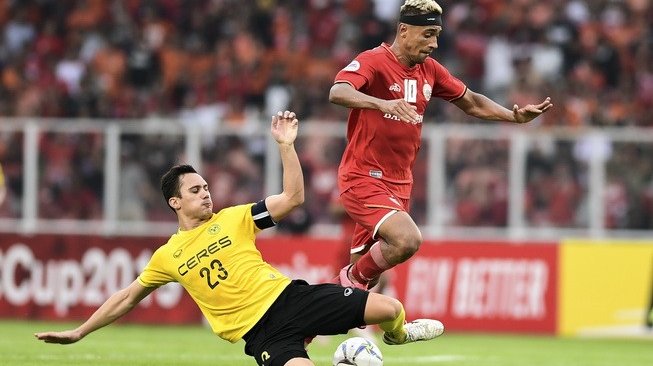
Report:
329,82,420,124
34,280,155,344
453,89,553,124
264,111,304,222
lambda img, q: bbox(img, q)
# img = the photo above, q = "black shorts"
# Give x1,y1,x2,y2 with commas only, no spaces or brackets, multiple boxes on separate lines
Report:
242,279,369,366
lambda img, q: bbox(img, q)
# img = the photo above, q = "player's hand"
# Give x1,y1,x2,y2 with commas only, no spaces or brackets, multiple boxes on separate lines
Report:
271,110,299,146
380,99,420,124
34,329,83,344
512,97,553,124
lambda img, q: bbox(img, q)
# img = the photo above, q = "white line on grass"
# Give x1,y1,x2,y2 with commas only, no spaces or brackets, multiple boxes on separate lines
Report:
388,355,467,362
36,353,467,363
35,354,250,361
314,354,468,363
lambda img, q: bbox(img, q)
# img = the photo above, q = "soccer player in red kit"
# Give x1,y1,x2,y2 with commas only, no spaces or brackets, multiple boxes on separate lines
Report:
329,0,553,290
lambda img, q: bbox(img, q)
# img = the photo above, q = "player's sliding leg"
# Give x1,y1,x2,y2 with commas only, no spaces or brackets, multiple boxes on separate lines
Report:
363,293,444,345
382,319,445,345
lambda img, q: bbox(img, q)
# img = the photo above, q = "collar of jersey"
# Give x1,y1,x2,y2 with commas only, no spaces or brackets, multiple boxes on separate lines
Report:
176,214,216,236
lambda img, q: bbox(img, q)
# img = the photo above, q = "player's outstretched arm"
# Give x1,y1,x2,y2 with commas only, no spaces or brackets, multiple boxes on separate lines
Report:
453,89,553,123
265,111,305,222
34,280,155,344
329,82,420,124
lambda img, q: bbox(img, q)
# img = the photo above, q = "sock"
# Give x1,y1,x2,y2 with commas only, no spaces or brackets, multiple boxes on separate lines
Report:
379,304,407,342
351,241,393,284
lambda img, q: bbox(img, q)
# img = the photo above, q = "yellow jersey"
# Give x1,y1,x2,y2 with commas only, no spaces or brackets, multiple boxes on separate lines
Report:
138,203,291,342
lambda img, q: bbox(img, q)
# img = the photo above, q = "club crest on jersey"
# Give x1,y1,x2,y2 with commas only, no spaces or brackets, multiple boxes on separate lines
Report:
343,60,360,72
423,83,432,101
389,83,401,93
207,224,221,235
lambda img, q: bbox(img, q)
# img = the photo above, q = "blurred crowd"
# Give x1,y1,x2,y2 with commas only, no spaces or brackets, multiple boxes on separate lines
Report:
1,0,653,231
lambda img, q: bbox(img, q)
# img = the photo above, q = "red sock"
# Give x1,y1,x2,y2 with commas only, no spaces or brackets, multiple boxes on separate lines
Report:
351,241,393,284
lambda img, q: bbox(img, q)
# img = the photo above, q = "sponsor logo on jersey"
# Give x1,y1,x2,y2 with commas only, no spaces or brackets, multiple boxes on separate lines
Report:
344,288,353,296
177,236,232,276
343,60,360,72
423,83,432,101
369,170,382,179
173,249,183,258
382,113,424,124
389,83,401,92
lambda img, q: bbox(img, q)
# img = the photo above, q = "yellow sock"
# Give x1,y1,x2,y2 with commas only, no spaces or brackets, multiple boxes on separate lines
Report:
379,305,407,342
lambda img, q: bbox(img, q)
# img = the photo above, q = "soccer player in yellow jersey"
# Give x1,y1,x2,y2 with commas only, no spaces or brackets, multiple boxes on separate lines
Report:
35,111,444,366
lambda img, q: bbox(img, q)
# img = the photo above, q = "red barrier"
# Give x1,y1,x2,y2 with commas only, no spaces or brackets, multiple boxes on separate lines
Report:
1,234,557,333
0,234,202,323
388,241,558,334
257,238,558,334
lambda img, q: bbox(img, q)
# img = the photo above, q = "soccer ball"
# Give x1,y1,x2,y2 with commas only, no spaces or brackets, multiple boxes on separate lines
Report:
332,337,383,366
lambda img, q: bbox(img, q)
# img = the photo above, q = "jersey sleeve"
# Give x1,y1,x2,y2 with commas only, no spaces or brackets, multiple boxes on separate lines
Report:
138,247,175,288
333,51,376,90
431,59,467,102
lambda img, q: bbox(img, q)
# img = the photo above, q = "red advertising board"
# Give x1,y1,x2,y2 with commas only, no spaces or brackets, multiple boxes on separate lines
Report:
0,234,202,324
258,238,558,334
387,241,558,334
1,234,557,334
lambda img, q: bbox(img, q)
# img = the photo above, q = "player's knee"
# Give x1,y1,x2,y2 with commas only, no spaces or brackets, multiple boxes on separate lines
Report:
388,297,404,319
379,296,403,321
393,232,422,261
365,293,404,324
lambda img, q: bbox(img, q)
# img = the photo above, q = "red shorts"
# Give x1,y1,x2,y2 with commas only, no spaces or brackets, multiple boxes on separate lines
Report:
339,177,410,254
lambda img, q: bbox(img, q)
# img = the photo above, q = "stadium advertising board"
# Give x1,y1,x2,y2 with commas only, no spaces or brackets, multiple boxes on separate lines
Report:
1,235,558,333
260,238,559,334
558,239,653,337
0,234,202,323
388,241,558,334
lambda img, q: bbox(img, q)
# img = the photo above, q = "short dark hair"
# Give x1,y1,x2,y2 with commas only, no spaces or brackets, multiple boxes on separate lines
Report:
160,164,197,211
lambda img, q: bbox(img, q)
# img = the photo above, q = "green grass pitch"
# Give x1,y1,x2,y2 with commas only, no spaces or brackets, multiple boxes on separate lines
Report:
5,320,651,366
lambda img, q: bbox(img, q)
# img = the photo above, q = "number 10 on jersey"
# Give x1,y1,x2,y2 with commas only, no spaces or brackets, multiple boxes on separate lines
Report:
404,79,417,103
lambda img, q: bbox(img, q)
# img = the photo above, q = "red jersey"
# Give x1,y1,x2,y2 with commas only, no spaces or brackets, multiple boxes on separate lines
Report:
334,43,466,199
